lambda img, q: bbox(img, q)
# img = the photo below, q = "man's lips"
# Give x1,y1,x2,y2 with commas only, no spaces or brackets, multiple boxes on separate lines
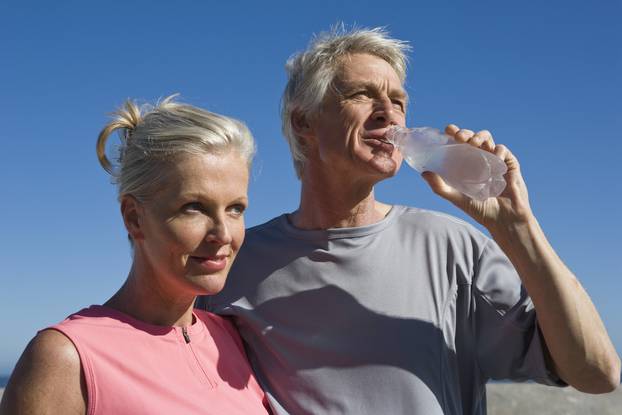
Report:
362,137,395,153
363,127,396,142
189,255,229,272
363,128,397,149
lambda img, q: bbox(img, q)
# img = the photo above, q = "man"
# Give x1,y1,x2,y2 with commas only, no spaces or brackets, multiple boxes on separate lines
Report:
199,27,620,414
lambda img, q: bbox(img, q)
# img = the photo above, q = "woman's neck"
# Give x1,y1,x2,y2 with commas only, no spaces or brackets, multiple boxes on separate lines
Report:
104,265,196,327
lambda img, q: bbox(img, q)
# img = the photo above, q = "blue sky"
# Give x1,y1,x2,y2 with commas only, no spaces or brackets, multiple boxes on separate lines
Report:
1,1,620,376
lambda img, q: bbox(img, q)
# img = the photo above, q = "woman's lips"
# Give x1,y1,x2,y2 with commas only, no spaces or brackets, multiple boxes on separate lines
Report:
190,255,228,272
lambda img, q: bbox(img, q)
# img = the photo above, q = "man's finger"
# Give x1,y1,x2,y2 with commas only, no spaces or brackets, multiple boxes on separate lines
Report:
475,130,495,151
469,134,486,147
494,144,509,161
455,129,474,143
421,171,469,207
445,124,460,135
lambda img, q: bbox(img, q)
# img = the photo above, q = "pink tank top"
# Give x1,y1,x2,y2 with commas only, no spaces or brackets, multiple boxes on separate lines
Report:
49,305,270,415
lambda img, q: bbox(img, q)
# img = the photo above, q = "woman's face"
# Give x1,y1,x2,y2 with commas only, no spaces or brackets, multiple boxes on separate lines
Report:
130,151,249,297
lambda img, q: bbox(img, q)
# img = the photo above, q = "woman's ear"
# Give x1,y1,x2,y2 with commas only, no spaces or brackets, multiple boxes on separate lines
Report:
120,195,145,242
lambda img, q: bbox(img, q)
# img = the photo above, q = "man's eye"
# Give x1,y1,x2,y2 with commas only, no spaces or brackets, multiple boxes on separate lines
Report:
349,91,370,98
392,100,405,112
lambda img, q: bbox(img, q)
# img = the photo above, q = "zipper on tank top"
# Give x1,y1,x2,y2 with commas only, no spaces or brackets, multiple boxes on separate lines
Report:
179,326,217,388
182,327,191,343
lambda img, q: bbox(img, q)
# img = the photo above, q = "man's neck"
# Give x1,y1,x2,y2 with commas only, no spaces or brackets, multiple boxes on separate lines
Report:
291,170,392,230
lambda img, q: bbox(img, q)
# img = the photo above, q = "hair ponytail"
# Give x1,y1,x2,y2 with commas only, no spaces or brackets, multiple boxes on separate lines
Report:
96,100,142,174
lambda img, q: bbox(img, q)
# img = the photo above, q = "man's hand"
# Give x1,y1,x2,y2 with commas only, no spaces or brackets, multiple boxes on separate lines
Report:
421,124,533,234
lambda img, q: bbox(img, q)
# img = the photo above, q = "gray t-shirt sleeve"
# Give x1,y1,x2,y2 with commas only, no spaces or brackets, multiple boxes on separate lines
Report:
472,239,566,386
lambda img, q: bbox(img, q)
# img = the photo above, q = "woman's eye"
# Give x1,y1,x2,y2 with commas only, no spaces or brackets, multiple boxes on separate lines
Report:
229,204,247,216
182,202,204,213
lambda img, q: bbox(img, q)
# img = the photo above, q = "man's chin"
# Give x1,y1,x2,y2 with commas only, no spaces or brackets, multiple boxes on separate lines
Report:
368,154,401,177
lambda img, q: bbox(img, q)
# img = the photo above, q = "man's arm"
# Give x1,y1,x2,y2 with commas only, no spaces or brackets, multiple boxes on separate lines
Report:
422,124,621,393
488,209,619,392
0,330,87,415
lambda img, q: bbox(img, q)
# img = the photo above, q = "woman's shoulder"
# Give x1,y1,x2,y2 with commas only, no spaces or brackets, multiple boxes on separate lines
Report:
1,330,86,414
30,328,81,363
23,329,83,384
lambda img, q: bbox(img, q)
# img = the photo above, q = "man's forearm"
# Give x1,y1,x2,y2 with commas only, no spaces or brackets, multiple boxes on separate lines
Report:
490,215,620,393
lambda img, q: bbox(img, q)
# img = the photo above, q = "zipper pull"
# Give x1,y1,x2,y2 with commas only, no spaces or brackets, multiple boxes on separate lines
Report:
182,327,191,344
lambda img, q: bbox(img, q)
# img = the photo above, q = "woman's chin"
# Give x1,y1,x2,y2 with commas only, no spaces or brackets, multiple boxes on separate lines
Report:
188,273,229,296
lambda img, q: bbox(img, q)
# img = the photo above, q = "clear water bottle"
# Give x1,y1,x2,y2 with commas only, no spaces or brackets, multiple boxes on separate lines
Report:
386,127,508,200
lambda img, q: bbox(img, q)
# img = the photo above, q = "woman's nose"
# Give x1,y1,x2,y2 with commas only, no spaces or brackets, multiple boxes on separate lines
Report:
206,220,233,245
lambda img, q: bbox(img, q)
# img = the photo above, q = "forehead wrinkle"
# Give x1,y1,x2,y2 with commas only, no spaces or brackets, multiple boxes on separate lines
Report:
329,54,408,105
334,68,406,93
178,173,247,200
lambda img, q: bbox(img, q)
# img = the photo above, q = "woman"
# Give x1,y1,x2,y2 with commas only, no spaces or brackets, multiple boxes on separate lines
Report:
0,96,271,414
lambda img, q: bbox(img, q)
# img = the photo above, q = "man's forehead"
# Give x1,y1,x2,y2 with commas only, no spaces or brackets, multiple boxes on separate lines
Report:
333,54,406,93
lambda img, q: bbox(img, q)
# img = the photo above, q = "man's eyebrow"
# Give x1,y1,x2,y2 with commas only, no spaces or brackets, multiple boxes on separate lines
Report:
337,80,404,93
334,80,370,92
333,80,409,103
390,88,408,100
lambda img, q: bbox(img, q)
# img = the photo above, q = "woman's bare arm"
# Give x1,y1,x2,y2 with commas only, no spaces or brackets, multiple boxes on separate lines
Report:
0,330,86,415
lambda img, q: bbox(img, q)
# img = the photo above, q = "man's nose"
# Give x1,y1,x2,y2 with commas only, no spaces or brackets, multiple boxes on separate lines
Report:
371,99,400,126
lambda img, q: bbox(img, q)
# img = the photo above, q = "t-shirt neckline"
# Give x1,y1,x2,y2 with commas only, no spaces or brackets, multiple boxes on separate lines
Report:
279,205,406,240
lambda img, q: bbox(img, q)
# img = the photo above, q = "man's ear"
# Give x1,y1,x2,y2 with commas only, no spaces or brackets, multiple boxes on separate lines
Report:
120,195,145,242
291,110,315,140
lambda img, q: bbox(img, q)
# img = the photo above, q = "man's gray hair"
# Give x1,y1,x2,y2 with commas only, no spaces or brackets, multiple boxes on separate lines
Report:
281,26,411,178
96,94,255,202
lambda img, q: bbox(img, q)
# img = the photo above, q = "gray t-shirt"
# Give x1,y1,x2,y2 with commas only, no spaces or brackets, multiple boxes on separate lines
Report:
200,205,563,414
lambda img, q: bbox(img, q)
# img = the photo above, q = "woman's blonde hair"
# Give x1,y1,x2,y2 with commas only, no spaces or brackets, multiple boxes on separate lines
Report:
96,95,255,201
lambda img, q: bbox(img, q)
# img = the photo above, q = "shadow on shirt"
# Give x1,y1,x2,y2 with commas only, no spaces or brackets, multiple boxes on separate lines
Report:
212,285,457,414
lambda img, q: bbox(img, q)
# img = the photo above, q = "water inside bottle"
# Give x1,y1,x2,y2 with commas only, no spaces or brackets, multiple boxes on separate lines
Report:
426,145,492,183
423,144,507,199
